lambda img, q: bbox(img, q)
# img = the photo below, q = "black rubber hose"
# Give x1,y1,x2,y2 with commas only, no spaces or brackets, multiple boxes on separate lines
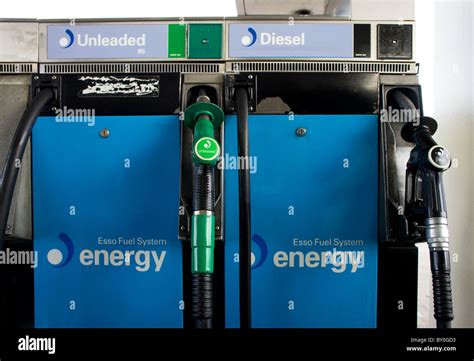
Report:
431,250,454,328
191,273,213,329
236,87,251,329
193,165,215,211
0,89,54,250
391,89,421,125
192,164,215,329
392,90,417,112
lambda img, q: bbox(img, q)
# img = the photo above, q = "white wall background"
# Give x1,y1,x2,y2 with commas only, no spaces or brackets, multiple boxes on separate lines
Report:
0,0,238,18
1,0,472,327
416,0,474,328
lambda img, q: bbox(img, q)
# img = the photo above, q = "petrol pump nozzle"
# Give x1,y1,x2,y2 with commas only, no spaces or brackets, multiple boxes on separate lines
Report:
184,89,224,329
402,115,454,329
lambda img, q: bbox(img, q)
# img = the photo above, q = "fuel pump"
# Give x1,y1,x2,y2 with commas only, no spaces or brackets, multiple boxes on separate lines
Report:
0,0,462,331
184,89,224,328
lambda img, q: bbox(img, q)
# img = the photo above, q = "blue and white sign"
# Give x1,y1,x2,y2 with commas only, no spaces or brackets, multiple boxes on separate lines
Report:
229,23,354,58
33,115,183,327
48,25,168,59
225,114,378,328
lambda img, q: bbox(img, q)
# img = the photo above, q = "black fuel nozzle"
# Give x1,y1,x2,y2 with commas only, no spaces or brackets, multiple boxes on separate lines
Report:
403,117,451,219
402,115,454,329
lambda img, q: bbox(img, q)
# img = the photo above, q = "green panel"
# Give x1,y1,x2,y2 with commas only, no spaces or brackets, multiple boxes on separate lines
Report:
188,24,222,59
168,24,186,58
191,214,215,274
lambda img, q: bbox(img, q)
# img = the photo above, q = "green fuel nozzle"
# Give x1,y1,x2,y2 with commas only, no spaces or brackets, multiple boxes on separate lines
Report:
184,89,224,328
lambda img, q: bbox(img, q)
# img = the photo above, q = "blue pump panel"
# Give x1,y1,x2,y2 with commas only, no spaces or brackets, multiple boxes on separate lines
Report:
225,114,378,328
32,115,183,328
